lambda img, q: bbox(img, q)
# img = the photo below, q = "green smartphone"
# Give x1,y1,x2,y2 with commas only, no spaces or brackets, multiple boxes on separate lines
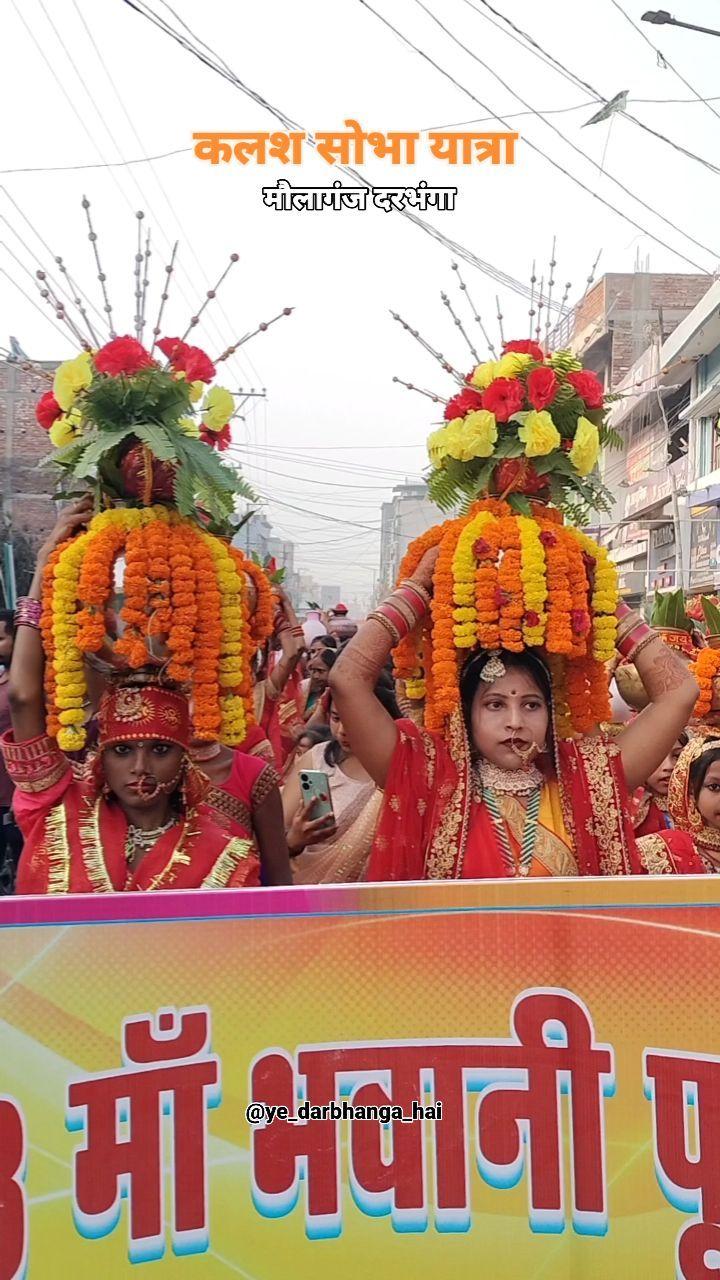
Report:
299,770,335,823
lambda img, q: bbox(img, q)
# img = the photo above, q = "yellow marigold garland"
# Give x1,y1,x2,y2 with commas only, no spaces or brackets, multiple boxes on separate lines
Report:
451,511,495,649
52,529,94,751
202,532,247,746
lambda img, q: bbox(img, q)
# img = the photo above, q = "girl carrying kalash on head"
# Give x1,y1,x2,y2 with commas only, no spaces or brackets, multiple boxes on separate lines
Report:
331,337,704,879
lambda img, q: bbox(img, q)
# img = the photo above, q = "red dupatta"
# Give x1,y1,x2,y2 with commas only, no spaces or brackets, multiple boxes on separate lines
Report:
368,711,686,881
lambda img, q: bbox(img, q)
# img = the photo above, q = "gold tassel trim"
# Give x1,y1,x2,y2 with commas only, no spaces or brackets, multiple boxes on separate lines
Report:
44,805,71,894
202,837,253,888
78,799,114,893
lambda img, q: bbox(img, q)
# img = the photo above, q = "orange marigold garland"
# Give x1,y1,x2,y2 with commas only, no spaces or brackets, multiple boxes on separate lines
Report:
40,505,266,749
390,495,618,737
691,648,720,719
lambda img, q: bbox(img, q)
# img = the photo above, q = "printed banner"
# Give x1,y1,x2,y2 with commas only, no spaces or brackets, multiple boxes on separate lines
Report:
0,876,719,1278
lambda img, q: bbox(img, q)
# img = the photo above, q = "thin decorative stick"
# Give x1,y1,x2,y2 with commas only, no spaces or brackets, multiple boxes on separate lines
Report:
138,228,151,346
54,258,101,346
528,260,536,338
0,269,74,350
215,307,294,364
440,290,480,365
495,294,505,348
81,196,115,337
149,242,178,356
392,376,445,404
35,270,89,349
0,191,107,332
180,253,240,342
544,237,557,351
134,211,144,341
535,274,545,345
450,261,497,357
389,310,464,382
557,280,572,314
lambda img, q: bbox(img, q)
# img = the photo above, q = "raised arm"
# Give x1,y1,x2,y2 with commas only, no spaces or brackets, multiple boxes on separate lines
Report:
615,604,699,792
267,589,304,697
9,498,93,744
329,548,438,788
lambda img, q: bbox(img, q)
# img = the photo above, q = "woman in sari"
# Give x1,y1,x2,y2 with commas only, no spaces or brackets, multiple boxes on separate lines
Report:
189,739,292,883
2,502,260,893
330,547,704,879
637,731,720,873
282,682,399,884
253,589,305,769
632,734,687,837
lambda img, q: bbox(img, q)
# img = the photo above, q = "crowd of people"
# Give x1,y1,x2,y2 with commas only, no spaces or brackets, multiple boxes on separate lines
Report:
1,500,719,896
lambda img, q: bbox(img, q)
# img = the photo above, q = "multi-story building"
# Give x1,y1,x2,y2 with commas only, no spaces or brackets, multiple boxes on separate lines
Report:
0,358,60,604
549,272,711,392
660,279,720,593
553,273,715,604
379,481,436,593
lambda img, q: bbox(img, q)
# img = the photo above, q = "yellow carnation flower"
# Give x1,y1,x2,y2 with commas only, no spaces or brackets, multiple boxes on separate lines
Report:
49,407,82,449
569,416,600,476
54,351,92,411
518,410,561,458
428,425,451,468
189,380,205,404
201,386,234,431
495,351,533,379
444,412,497,462
178,416,201,438
470,360,498,390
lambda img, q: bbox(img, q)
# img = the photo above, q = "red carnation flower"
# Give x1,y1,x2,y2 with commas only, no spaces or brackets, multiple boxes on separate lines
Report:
539,529,557,548
36,390,62,431
524,610,541,628
94,335,154,377
157,336,190,366
482,377,524,423
181,346,216,383
473,537,491,559
566,370,605,409
200,422,231,451
571,609,590,636
444,387,484,421
495,588,510,608
526,366,558,411
503,339,545,361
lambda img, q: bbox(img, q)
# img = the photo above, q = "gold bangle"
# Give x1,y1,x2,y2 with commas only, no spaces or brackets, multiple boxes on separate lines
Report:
369,610,401,646
626,632,657,664
400,578,432,608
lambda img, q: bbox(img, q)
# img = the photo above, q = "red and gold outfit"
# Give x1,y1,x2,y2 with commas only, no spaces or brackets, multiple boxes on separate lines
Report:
2,684,260,894
200,749,280,843
368,711,703,880
637,732,720,874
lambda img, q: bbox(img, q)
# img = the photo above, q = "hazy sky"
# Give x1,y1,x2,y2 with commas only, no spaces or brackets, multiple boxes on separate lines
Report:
2,0,719,597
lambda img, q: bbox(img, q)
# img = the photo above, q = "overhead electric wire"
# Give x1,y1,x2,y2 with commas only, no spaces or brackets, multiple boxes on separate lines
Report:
118,0,567,309
606,0,720,126
409,0,720,263
0,147,191,175
356,0,714,273
66,0,263,393
461,0,720,173
11,0,256,399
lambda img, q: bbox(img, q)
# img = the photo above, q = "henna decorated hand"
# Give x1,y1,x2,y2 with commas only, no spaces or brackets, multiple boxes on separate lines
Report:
412,546,440,593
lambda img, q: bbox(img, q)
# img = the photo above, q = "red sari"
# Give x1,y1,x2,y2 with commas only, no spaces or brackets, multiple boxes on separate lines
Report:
368,713,703,880
5,733,260,894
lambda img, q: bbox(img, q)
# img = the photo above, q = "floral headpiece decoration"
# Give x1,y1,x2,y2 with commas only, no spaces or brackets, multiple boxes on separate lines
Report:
426,338,618,521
